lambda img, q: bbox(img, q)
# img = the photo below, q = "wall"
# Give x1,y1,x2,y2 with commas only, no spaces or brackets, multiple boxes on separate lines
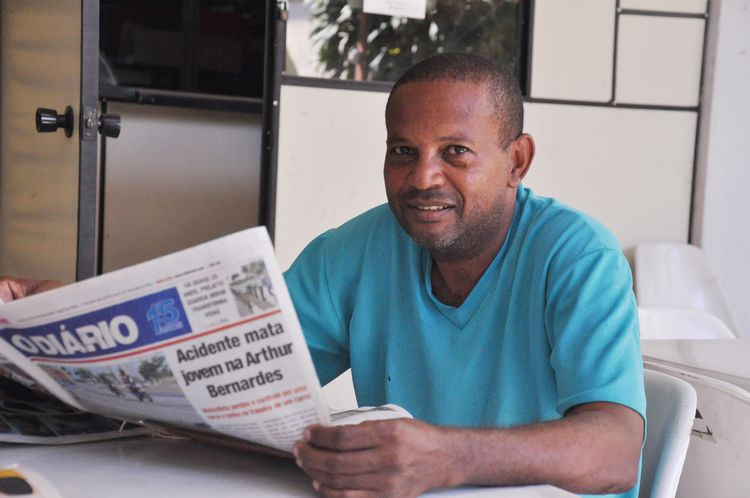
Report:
527,0,706,260
275,86,388,269
523,103,695,254
692,0,750,337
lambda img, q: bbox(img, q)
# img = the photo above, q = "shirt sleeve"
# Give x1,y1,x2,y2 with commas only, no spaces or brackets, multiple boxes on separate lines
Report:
545,247,646,419
283,232,350,386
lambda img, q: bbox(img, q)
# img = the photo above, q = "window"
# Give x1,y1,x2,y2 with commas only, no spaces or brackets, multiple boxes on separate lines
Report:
100,0,266,99
285,0,529,88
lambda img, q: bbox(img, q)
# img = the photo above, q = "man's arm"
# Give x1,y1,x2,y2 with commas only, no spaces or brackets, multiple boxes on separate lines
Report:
0,277,62,302
293,401,643,497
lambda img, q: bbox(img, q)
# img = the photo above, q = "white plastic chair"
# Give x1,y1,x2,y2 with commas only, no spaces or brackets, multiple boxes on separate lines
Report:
644,360,750,498
638,307,735,340
634,242,737,336
640,369,697,498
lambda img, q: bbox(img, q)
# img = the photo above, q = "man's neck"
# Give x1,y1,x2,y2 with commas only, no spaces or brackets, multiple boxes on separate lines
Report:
430,237,505,307
428,191,520,307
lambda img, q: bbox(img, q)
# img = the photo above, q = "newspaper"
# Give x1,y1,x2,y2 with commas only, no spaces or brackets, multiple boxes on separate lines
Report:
0,227,331,452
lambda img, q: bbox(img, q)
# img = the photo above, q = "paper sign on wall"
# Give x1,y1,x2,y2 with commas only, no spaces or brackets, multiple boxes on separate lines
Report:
363,0,427,20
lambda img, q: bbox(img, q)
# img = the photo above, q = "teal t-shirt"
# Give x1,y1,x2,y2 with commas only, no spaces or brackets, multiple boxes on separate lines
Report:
285,186,646,497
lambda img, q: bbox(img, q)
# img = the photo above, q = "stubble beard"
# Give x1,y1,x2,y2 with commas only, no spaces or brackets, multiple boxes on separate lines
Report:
397,199,508,262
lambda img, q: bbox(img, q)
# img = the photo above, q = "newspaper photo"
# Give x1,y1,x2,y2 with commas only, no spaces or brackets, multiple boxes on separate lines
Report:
0,227,330,452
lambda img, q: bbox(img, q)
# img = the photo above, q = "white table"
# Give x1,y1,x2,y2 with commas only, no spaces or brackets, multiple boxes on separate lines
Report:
0,437,574,497
642,338,750,392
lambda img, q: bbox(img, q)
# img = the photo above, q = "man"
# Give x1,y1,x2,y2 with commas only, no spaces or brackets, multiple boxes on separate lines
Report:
1,53,645,497
284,53,645,497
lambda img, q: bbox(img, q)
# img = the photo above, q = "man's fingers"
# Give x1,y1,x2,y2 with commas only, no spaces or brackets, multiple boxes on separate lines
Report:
295,442,385,475
305,420,395,451
28,279,63,295
303,467,386,493
303,466,423,498
294,420,440,498
0,277,63,302
313,481,376,498
0,282,12,303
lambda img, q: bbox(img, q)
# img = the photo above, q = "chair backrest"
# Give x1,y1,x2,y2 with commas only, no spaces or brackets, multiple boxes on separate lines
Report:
640,369,697,498
638,307,735,340
634,242,737,334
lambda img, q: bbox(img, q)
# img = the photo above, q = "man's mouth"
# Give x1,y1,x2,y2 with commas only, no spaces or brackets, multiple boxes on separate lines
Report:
398,190,458,220
411,205,453,212
403,202,457,223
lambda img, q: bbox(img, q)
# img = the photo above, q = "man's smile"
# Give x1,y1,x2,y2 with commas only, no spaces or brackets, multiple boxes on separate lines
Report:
399,190,459,222
411,205,452,211
404,200,457,223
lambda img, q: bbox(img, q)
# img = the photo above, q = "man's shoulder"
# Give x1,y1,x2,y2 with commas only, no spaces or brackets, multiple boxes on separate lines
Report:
314,203,401,249
284,204,409,317
518,187,621,256
336,203,397,235
289,204,405,269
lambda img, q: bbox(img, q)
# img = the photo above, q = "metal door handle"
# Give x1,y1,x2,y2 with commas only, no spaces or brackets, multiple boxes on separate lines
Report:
35,106,74,137
81,106,121,139
97,113,121,138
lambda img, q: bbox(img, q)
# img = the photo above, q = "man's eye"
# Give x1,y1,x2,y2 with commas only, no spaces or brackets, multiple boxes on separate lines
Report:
446,145,468,155
391,146,413,155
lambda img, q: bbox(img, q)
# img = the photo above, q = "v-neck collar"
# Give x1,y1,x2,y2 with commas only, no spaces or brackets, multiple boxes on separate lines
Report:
420,190,524,329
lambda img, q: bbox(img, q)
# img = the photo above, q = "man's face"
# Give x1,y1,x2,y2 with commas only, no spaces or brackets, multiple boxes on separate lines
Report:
384,80,519,260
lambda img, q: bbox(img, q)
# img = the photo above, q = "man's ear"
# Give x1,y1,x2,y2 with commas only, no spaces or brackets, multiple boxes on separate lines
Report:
508,134,535,187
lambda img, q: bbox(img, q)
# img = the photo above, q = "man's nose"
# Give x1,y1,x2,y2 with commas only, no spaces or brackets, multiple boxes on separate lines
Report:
408,155,445,190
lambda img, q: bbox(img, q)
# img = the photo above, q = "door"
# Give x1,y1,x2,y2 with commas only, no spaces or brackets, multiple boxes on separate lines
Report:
0,0,99,282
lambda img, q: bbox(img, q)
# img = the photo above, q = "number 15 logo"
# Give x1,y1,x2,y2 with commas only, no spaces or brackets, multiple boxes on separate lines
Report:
147,299,182,335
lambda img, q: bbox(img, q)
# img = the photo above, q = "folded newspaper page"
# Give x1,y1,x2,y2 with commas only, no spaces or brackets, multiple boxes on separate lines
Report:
0,350,147,444
0,227,330,452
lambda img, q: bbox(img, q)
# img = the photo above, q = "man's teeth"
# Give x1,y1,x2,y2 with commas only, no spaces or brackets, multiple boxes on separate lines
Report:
415,206,449,211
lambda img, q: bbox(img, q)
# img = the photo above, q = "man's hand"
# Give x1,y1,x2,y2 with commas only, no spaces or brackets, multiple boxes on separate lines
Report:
293,418,459,497
293,402,643,496
0,277,63,302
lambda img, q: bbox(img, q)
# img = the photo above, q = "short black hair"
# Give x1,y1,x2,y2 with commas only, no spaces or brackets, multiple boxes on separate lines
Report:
387,53,523,147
